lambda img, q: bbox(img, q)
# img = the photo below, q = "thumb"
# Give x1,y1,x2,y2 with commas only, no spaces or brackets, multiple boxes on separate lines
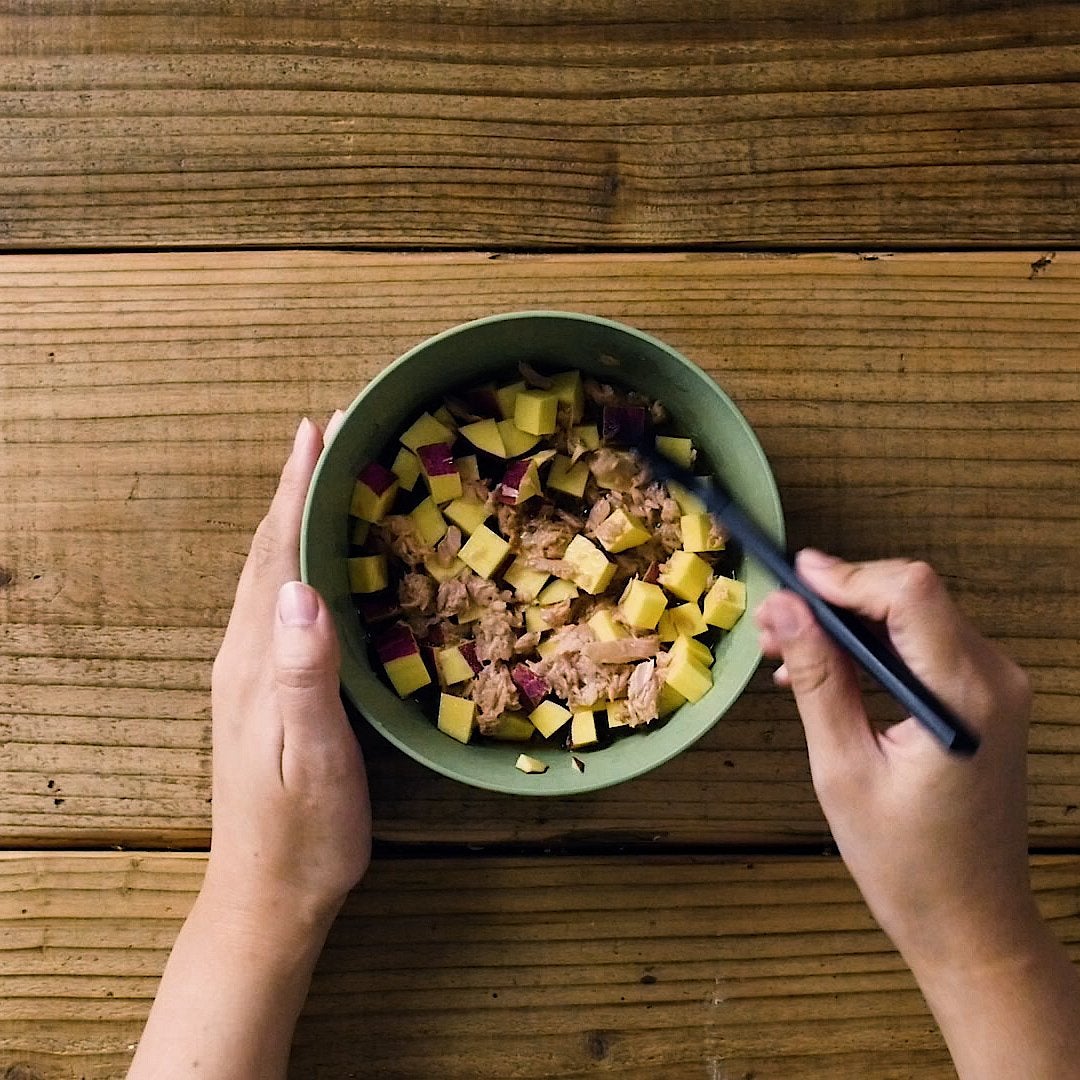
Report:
758,590,874,765
272,581,350,776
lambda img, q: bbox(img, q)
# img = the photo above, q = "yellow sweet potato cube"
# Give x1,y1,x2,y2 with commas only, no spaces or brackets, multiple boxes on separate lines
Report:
657,682,688,717
350,471,398,524
662,652,713,703
434,646,475,687
680,513,725,553
529,700,572,738
537,577,579,605
437,693,476,744
670,602,708,639
595,508,652,554
513,389,559,436
523,605,549,634
503,557,550,602
549,370,586,422
656,609,678,643
514,752,548,774
459,418,507,457
570,709,600,749
444,496,491,535
391,448,421,491
494,381,525,420
659,550,712,603
571,423,600,450
668,479,708,517
423,556,466,583
459,524,510,579
669,633,714,670
400,412,454,451
490,712,536,742
655,435,695,469
547,454,590,498
703,576,747,630
563,535,615,595
587,607,628,642
618,578,667,630
409,497,448,546
432,404,457,432
496,419,540,456
383,652,431,698
606,699,630,729
347,554,388,594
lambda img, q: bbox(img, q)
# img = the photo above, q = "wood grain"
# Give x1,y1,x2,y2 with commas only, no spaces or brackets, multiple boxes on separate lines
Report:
1,251,1078,848
3,851,1079,1078
3,2,1080,249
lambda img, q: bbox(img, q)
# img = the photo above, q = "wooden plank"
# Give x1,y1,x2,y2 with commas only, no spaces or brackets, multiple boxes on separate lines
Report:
2,851,1079,1078
2,2,1080,249
1,251,1078,848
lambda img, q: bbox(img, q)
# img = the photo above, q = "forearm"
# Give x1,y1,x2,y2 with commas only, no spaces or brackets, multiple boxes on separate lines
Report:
905,918,1080,1080
127,885,331,1080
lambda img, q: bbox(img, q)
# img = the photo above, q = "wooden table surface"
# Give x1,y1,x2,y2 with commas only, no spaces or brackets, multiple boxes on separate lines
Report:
2,5,1079,1078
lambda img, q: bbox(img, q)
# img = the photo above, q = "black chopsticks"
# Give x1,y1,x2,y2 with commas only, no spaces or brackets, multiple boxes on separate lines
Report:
642,449,980,756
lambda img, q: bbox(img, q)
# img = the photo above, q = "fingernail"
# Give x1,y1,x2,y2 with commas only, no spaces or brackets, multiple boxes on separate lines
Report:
771,599,806,643
798,548,840,568
292,416,313,454
278,580,319,626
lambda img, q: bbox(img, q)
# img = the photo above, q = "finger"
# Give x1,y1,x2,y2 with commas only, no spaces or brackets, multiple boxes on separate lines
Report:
756,590,873,764
794,549,989,722
753,600,784,658
324,408,346,446
231,417,325,625
772,662,790,688
272,582,361,788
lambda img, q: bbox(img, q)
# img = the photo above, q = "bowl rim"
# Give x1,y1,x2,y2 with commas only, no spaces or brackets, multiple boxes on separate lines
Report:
301,309,785,795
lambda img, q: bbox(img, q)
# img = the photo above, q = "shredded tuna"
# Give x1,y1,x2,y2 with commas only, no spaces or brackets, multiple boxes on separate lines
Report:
547,623,596,655
402,609,442,641
373,515,432,567
594,511,634,550
660,495,681,524
398,572,436,615
585,496,614,533
469,662,521,732
465,573,512,611
585,636,660,664
458,476,492,505
436,577,471,617
514,630,542,654
435,525,463,565
655,521,683,553
539,598,575,628
531,635,634,708
519,512,575,561
624,659,662,727
524,555,573,578
473,609,517,663
590,448,646,491
496,503,524,549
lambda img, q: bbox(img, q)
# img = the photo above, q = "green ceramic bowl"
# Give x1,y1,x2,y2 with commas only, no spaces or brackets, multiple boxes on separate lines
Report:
301,311,784,795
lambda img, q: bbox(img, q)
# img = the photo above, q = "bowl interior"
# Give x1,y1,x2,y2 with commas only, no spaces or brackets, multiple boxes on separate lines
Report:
302,311,784,795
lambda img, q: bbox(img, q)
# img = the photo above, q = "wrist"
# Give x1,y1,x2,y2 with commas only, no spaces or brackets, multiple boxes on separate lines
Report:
892,891,1046,990
196,865,341,967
